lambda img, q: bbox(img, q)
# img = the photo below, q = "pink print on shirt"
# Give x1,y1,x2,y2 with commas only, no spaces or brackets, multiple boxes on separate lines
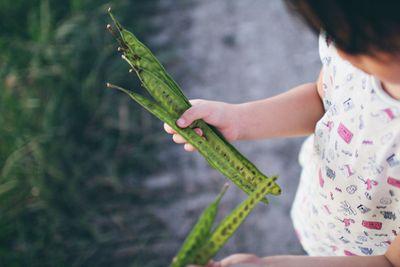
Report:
387,177,400,189
382,108,396,121
344,250,357,256
319,168,325,188
337,123,353,144
362,220,383,230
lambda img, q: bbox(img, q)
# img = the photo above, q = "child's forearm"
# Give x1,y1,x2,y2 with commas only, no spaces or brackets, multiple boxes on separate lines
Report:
234,82,324,140
261,254,394,267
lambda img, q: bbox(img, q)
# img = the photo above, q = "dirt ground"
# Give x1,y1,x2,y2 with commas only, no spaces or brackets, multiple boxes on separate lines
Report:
145,0,321,261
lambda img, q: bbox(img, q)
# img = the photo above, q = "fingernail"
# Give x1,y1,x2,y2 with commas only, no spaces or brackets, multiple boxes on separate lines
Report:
195,128,203,136
177,118,186,127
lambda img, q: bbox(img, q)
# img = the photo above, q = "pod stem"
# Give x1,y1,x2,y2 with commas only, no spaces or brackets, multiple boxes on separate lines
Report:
106,82,132,96
107,7,123,33
215,183,230,203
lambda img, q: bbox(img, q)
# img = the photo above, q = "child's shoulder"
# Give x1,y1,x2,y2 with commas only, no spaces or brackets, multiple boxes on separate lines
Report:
318,32,363,79
318,32,344,68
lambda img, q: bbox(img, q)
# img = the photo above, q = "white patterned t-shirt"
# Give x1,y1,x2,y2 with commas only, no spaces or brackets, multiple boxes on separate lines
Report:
290,34,400,256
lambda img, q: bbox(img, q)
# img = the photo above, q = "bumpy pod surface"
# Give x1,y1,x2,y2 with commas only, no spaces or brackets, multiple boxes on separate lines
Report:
107,10,283,265
171,184,229,267
125,51,189,107
107,10,281,200
109,10,190,106
107,84,261,198
190,181,272,265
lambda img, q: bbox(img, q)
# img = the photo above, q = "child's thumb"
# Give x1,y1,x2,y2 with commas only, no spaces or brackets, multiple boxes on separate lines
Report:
176,104,210,128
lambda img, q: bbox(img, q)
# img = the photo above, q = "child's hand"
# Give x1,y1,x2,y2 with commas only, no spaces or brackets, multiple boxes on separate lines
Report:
186,253,264,267
164,99,240,152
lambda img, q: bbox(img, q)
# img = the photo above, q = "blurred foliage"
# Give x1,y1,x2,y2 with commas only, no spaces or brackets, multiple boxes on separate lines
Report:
0,0,173,266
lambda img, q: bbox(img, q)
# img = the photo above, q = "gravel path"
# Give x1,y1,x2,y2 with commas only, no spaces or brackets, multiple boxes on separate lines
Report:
146,0,321,261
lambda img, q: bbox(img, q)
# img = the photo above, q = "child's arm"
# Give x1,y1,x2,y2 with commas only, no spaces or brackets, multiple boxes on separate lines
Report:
259,254,395,267
189,236,400,267
234,77,324,140
165,70,325,150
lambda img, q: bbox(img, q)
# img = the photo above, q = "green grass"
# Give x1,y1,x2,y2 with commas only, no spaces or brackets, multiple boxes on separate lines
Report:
0,0,174,266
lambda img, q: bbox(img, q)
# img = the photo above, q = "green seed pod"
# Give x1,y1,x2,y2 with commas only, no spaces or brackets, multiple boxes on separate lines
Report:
107,12,283,264
192,120,281,195
123,50,189,106
190,181,271,265
133,66,189,115
107,11,281,201
171,184,229,267
118,33,280,196
107,84,260,195
122,37,190,106
109,8,190,106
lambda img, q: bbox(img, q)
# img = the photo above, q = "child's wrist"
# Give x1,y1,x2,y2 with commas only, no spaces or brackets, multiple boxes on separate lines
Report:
229,103,245,141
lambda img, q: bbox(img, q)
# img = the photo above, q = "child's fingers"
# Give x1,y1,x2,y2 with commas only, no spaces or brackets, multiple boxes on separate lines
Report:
172,134,187,144
177,100,211,128
172,128,204,152
172,128,203,144
206,260,222,267
219,254,261,266
164,123,176,134
184,143,196,152
186,260,221,267
194,128,203,136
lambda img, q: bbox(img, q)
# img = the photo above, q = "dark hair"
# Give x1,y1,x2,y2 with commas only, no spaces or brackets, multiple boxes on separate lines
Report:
285,0,400,55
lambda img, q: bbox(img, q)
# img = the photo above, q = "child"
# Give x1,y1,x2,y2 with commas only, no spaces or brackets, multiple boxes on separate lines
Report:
164,0,400,266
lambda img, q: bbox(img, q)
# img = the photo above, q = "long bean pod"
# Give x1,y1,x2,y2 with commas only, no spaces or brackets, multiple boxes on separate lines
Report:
106,83,267,200
106,11,283,265
189,181,272,265
107,9,281,199
171,184,229,267
119,37,281,196
192,121,281,195
108,9,190,105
